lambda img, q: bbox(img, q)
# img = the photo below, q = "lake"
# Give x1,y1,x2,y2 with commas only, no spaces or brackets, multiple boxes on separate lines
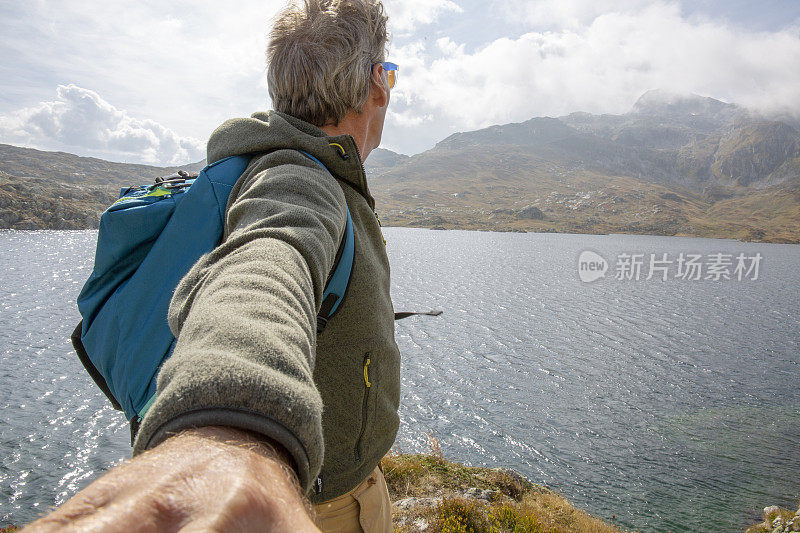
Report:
1,228,798,532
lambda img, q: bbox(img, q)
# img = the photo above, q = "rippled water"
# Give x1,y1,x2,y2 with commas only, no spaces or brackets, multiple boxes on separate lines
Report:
0,231,131,526
1,228,798,532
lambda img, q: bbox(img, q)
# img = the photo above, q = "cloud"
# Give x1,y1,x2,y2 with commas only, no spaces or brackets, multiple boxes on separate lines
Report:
3,1,799,158
0,1,285,149
382,1,800,153
384,0,463,33
499,0,658,31
0,85,205,165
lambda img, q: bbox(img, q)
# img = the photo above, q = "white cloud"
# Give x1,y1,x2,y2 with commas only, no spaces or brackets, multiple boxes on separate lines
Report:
382,1,800,153
3,1,800,158
0,1,285,148
387,109,433,127
499,0,659,30
0,85,204,165
384,0,463,33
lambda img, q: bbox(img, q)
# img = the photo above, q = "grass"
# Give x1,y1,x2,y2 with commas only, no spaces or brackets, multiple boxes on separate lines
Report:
383,438,635,533
371,154,800,244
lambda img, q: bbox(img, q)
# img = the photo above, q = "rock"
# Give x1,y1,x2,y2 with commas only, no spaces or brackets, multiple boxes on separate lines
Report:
13,220,40,230
393,497,443,510
413,518,429,531
515,206,545,220
0,209,21,226
463,487,500,501
393,497,416,510
410,215,448,227
765,506,782,520
660,192,684,202
491,467,532,487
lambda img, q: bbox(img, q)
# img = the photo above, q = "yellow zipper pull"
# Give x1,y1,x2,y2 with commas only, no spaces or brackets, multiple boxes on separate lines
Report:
363,356,371,388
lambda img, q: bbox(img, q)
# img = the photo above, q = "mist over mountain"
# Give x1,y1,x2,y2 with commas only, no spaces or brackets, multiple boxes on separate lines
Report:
1,91,798,242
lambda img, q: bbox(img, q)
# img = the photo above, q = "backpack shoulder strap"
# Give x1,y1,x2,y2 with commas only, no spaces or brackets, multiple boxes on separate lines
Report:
295,151,355,334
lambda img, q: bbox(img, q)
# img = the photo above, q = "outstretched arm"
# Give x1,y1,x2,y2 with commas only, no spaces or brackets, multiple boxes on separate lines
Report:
133,152,348,491
23,426,320,532
26,153,346,530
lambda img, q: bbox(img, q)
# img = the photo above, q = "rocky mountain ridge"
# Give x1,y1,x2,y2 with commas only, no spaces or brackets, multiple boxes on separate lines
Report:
423,90,800,190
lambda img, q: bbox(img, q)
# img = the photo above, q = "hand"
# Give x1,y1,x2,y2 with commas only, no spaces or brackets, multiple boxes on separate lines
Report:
23,426,321,532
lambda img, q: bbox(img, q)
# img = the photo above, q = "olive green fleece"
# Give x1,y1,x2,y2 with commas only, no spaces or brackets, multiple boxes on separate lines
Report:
132,111,401,503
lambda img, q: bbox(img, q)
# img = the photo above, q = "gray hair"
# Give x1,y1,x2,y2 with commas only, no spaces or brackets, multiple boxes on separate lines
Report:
267,0,388,127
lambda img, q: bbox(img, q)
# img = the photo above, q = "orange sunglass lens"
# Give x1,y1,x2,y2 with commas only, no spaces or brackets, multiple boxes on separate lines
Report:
386,70,396,89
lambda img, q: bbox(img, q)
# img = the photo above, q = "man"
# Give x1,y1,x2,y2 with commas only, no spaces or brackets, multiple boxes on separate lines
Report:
25,0,400,531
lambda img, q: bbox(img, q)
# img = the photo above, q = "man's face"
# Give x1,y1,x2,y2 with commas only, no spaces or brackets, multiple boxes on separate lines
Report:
366,64,391,151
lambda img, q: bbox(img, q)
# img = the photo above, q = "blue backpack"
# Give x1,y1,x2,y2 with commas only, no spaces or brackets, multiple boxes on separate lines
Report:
71,152,355,432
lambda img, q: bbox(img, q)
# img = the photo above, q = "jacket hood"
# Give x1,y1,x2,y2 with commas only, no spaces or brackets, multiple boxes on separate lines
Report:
207,111,375,210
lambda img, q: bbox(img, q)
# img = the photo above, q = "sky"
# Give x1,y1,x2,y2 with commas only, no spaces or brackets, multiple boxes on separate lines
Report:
0,0,799,165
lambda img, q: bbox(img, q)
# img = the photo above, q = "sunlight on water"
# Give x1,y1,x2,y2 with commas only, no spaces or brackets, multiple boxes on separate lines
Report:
0,231,130,525
385,228,799,532
0,228,798,532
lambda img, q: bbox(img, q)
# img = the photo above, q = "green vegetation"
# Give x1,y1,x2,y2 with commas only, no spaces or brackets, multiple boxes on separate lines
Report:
372,154,800,244
383,447,634,533
746,501,800,533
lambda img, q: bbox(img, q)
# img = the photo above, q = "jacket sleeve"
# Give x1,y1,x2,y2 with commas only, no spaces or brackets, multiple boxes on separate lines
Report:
131,151,347,493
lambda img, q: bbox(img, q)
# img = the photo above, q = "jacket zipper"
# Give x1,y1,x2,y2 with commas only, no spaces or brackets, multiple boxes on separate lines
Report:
355,352,372,462
375,211,386,245
342,141,386,245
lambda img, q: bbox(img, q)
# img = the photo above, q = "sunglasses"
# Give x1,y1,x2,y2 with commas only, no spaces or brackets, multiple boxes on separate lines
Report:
379,61,398,89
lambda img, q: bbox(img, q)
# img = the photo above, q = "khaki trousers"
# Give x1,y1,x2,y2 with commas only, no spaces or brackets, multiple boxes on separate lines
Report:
312,465,392,533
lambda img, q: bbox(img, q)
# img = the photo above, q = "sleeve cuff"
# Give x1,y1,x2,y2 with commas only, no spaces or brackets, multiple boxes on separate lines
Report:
134,408,314,492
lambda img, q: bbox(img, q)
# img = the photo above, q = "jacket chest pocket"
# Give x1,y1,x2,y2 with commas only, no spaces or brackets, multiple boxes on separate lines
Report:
355,351,373,462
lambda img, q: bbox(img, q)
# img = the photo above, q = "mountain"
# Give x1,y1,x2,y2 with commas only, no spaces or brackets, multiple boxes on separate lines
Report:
1,92,799,242
365,147,410,171
412,91,799,190
365,92,800,243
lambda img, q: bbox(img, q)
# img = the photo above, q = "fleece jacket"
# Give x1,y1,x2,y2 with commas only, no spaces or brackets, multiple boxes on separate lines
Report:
132,111,401,503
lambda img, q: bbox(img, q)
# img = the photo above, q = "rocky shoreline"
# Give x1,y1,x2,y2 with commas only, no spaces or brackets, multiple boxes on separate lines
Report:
748,503,800,533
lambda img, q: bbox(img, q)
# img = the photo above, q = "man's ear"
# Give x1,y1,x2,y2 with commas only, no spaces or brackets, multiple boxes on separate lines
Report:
370,64,389,108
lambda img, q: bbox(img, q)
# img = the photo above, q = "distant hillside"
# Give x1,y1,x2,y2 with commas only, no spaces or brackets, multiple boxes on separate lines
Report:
1,91,799,242
366,147,410,170
366,91,800,243
0,144,204,229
